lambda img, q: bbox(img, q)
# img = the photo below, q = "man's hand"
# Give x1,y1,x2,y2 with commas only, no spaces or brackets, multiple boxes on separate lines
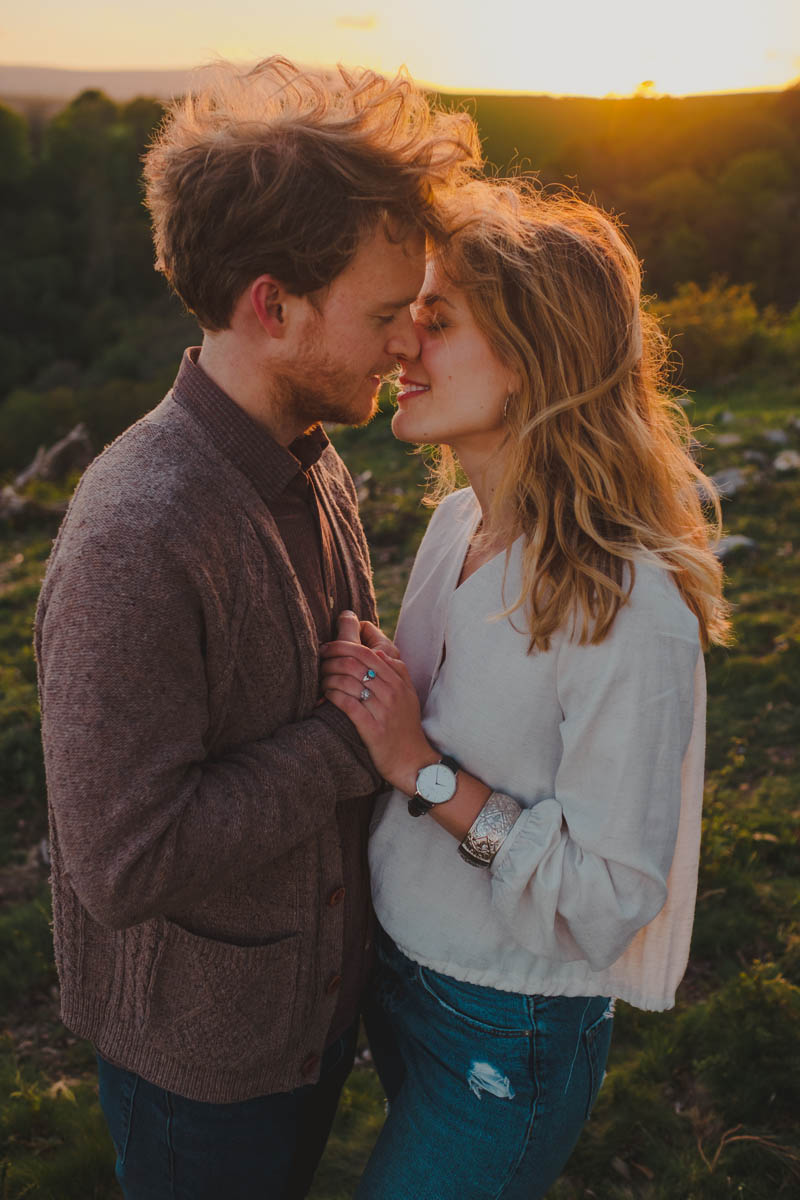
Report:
337,610,362,645
315,611,361,706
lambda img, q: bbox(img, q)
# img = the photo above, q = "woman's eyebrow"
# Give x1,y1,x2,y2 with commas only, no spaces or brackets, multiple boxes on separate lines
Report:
417,292,455,309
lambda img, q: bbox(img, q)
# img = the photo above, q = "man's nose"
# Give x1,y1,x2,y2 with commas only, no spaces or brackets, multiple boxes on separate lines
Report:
385,311,421,361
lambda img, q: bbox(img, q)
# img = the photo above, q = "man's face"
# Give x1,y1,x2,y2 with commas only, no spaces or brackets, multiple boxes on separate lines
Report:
279,223,426,429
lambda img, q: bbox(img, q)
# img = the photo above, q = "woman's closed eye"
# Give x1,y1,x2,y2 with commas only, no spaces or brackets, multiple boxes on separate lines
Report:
420,317,448,334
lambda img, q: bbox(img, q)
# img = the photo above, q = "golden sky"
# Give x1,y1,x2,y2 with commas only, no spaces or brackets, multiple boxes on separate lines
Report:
3,0,799,95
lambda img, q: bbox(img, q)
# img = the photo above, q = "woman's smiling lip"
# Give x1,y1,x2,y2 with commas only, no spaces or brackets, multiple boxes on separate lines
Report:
397,377,430,400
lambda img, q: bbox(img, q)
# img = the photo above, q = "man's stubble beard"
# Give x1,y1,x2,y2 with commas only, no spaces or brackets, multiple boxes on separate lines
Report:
275,364,381,432
273,357,383,432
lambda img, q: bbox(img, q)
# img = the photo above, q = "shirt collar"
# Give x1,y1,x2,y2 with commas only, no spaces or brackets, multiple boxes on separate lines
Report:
171,347,329,504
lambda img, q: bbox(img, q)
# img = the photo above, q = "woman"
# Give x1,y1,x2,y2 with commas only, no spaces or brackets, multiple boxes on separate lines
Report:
320,180,728,1198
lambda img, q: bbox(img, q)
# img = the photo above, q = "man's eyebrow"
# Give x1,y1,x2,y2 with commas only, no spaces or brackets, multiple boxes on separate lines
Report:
383,294,424,310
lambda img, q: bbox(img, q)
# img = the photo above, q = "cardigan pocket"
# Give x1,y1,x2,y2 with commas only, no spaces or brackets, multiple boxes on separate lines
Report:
142,919,301,1071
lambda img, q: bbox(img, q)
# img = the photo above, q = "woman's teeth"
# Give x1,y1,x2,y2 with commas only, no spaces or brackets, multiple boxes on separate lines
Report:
399,383,430,399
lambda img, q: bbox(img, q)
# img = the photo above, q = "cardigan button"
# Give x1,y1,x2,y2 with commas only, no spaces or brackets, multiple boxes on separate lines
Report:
302,1053,320,1076
327,887,346,907
325,974,342,995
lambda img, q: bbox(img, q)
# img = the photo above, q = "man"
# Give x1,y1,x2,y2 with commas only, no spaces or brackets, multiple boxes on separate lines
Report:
35,56,479,1198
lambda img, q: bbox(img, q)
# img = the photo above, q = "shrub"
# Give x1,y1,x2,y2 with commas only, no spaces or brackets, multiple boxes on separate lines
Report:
0,1037,116,1200
675,963,800,1127
0,891,55,1010
651,279,770,387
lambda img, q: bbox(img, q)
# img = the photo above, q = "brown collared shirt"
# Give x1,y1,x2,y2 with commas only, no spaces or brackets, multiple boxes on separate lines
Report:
173,348,372,1047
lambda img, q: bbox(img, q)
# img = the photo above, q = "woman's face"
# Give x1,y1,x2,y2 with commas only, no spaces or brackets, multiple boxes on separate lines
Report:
391,261,516,452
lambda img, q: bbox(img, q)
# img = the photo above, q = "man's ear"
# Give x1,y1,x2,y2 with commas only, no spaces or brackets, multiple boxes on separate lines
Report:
250,275,289,338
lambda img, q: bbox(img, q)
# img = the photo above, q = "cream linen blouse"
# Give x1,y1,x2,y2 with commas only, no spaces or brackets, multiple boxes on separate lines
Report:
369,487,706,1010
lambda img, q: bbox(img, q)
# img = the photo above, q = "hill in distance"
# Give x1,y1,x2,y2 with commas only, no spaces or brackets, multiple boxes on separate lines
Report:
0,64,199,105
3,61,794,105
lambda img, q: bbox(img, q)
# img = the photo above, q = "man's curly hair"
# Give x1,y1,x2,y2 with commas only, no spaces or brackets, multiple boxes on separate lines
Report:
143,56,482,329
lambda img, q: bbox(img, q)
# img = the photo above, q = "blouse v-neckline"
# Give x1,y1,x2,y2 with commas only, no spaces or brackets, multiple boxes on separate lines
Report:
452,504,522,598
427,504,520,689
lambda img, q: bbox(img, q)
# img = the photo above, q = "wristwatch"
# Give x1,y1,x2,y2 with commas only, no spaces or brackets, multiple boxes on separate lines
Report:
408,754,460,817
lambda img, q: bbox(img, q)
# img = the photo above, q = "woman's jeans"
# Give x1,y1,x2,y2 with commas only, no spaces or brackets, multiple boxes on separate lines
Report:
96,1022,357,1200
358,932,614,1200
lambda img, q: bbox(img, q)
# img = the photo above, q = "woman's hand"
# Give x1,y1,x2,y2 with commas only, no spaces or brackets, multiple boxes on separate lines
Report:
320,634,436,794
358,619,403,660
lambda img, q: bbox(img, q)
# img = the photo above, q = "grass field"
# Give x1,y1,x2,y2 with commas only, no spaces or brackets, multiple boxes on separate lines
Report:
0,377,798,1197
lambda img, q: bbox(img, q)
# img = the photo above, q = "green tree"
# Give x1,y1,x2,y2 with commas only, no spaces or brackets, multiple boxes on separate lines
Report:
0,104,31,186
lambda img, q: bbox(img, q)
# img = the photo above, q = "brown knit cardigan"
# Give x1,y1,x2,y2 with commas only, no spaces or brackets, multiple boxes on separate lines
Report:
35,390,380,1102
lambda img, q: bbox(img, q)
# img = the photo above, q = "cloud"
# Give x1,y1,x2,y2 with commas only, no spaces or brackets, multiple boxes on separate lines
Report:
336,14,378,30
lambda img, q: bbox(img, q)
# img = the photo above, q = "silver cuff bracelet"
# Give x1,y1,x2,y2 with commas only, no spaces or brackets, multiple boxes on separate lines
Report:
458,791,522,868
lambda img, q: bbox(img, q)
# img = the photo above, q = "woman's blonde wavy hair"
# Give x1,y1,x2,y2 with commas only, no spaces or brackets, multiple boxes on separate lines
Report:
427,180,730,651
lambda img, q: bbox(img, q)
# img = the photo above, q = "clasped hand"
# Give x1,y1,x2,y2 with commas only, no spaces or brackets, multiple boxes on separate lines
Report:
319,613,435,795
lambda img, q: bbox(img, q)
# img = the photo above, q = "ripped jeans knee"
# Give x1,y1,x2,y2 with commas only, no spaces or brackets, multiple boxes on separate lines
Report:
467,1060,516,1100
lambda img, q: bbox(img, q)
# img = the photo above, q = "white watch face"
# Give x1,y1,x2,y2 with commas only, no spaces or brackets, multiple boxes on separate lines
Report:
416,762,457,805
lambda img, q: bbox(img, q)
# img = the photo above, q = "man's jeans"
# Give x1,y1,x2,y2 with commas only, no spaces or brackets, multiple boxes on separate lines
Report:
357,932,614,1199
97,1023,358,1200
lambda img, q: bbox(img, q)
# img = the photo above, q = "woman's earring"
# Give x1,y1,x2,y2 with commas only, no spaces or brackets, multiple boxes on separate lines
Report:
504,393,512,420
